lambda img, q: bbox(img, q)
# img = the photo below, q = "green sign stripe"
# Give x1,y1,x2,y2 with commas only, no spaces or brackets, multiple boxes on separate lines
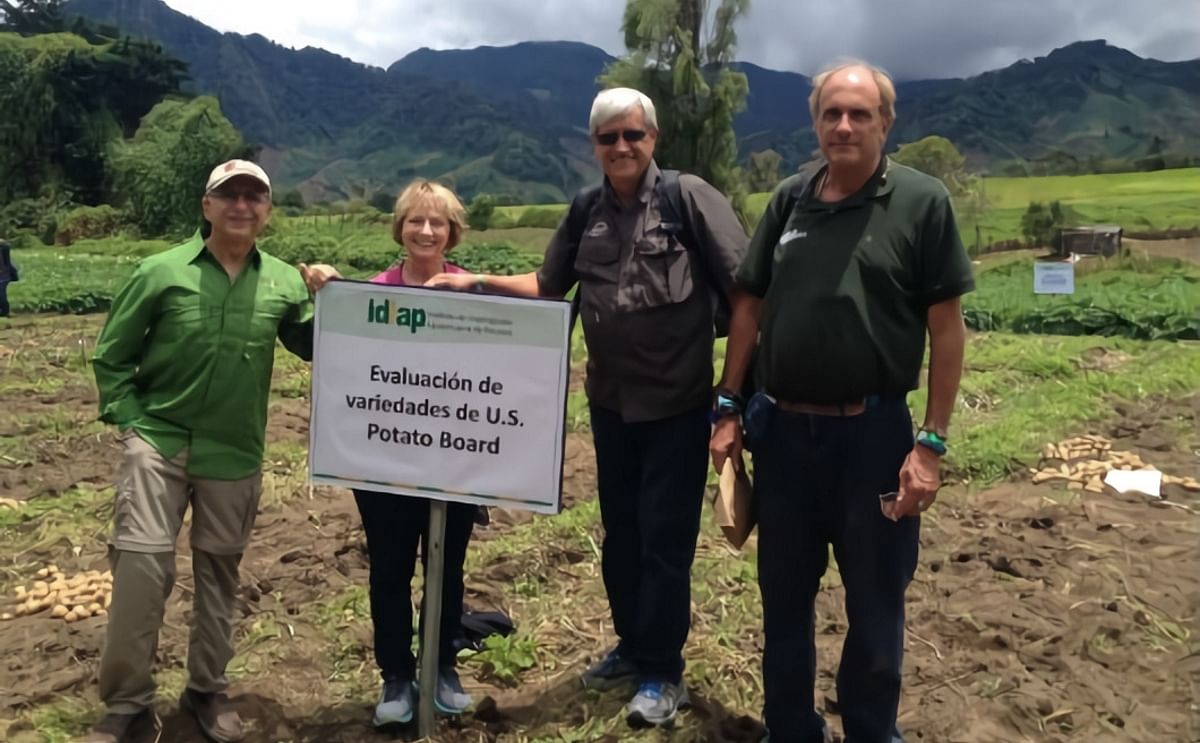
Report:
311,473,556,507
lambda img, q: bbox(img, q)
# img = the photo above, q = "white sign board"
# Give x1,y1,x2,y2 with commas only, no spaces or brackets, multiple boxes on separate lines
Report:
1033,262,1075,294
309,281,571,514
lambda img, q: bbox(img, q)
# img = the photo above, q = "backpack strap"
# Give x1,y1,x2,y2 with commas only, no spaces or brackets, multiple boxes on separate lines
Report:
564,185,601,333
654,168,732,335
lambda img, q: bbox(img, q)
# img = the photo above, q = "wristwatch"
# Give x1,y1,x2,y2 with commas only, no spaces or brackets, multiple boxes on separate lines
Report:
710,388,744,423
915,429,948,456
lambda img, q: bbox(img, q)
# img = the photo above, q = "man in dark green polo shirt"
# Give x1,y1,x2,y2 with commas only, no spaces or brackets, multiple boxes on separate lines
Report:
710,62,974,743
86,160,313,743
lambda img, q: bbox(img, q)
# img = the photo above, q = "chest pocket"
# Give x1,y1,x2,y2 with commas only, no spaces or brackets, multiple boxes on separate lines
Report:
574,229,621,284
621,226,694,311
250,298,288,345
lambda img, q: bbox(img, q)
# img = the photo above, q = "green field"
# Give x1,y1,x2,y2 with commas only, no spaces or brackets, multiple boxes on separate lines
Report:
6,169,1198,337
745,167,1200,249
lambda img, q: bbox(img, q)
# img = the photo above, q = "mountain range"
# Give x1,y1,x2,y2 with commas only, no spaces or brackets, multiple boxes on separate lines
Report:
66,0,1200,203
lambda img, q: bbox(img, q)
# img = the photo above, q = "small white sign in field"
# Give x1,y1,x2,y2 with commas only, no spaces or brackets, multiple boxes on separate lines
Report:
1033,261,1075,294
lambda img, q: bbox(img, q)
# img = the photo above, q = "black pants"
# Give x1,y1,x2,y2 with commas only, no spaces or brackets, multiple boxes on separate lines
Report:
589,404,709,684
753,399,917,743
0,280,9,317
353,490,476,681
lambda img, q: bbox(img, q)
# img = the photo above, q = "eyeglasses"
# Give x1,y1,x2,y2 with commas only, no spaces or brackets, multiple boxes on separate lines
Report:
209,189,270,205
594,129,648,146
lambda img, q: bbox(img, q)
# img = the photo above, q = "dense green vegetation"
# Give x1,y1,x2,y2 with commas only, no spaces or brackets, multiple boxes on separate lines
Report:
6,195,1197,344
965,257,1199,340
0,25,246,242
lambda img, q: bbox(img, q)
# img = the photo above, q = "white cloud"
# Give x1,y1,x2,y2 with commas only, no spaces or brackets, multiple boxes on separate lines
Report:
162,0,1200,77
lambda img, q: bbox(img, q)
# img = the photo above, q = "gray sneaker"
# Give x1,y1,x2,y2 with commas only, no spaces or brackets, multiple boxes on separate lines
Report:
581,648,638,691
433,666,473,715
372,678,414,726
625,680,690,726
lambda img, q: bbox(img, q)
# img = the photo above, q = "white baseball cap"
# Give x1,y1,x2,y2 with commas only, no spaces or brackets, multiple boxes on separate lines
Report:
205,159,271,195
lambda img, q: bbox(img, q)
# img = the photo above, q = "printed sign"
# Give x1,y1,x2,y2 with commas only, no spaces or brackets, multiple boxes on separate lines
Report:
1034,262,1075,294
309,281,571,513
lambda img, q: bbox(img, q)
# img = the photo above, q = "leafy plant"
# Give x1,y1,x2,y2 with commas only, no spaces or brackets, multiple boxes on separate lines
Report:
472,633,537,686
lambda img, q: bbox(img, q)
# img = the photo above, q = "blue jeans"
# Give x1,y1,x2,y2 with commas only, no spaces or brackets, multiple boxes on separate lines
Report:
589,404,709,684
753,399,917,743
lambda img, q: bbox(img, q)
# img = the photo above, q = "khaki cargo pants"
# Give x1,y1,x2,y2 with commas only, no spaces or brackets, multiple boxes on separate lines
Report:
98,431,262,714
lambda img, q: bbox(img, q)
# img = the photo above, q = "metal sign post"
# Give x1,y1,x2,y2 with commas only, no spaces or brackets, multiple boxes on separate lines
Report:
417,499,448,738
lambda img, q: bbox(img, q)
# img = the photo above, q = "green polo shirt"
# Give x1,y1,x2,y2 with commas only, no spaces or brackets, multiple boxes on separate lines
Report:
93,234,314,479
738,158,975,404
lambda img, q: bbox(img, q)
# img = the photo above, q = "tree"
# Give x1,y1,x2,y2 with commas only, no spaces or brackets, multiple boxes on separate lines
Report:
0,21,189,206
368,190,393,214
1020,200,1064,248
466,193,496,231
277,188,305,210
745,149,782,193
601,0,751,221
891,136,972,195
110,96,247,237
0,0,67,35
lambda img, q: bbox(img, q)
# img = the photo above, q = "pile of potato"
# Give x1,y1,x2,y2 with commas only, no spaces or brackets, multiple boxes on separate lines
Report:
1031,435,1200,493
1040,435,1112,462
2,564,113,622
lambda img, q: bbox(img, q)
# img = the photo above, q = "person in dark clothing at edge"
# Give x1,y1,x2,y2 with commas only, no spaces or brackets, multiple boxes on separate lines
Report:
710,61,974,743
0,237,18,317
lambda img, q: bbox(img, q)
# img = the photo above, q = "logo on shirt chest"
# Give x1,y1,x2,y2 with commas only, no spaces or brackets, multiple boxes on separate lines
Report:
586,221,610,238
779,229,808,246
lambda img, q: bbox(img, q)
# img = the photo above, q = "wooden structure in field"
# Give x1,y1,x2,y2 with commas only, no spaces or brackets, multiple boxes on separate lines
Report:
1058,225,1122,257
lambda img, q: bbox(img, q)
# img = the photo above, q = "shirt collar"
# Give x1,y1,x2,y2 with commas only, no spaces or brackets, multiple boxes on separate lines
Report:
803,156,894,209
188,231,263,268
602,159,661,208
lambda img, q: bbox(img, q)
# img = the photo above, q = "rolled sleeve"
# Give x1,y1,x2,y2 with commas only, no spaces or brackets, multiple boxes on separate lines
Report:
93,263,157,429
679,175,748,297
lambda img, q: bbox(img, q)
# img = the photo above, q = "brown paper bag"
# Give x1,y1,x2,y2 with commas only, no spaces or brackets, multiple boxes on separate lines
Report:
715,457,755,549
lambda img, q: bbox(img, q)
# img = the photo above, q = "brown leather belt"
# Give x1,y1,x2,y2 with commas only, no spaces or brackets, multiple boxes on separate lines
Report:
775,399,867,417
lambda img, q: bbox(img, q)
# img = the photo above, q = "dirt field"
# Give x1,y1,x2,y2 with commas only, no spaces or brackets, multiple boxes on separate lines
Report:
1,315,1197,742
1124,237,1200,265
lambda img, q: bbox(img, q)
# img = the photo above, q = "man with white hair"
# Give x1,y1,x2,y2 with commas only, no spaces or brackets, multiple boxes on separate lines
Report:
86,160,314,743
429,87,748,726
711,61,974,743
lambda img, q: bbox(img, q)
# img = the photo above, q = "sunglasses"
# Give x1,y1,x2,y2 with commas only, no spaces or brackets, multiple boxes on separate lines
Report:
210,188,270,205
594,129,648,146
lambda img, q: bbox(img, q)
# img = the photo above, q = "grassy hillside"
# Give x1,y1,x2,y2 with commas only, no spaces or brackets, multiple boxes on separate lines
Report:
745,168,1200,248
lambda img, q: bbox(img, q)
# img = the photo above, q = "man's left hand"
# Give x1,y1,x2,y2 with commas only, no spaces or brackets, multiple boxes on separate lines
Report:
299,263,342,294
885,445,941,521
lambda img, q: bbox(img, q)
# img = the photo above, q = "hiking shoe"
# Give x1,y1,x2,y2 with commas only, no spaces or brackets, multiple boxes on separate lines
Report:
371,677,414,726
433,666,473,715
580,648,637,691
180,688,244,743
82,709,162,743
625,680,690,727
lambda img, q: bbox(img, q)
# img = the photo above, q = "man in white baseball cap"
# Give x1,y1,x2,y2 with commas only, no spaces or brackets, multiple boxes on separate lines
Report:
205,159,271,195
87,159,312,743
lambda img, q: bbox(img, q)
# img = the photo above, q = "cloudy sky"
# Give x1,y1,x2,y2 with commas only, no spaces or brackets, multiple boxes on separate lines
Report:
162,0,1199,80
